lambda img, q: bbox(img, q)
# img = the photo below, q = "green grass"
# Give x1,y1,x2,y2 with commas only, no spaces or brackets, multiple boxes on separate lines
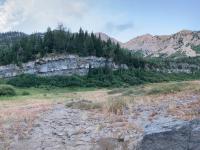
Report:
6,69,200,89
0,86,98,101
147,82,190,95
0,80,195,101
107,81,195,97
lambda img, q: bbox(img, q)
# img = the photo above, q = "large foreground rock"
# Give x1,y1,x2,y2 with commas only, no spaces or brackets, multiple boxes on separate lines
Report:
138,120,200,150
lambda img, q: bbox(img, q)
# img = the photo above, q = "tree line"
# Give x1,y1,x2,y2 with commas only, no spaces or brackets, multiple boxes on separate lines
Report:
0,25,147,68
1,25,199,69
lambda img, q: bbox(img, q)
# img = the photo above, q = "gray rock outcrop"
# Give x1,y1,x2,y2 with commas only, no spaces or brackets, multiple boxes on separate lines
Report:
0,55,127,78
1,54,200,79
137,119,200,150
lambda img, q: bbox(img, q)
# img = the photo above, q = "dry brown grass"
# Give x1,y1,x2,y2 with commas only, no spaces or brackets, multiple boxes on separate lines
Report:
0,98,53,149
103,97,127,115
71,89,119,103
102,81,200,119
0,101,52,140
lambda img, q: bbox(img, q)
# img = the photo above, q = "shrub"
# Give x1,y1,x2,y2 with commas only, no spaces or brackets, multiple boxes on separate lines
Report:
104,98,127,115
7,74,41,87
6,69,200,88
66,100,101,110
22,91,30,96
0,85,16,96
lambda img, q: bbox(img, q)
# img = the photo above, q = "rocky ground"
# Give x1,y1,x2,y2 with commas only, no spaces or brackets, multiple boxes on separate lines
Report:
8,103,140,150
1,94,199,150
1,82,200,150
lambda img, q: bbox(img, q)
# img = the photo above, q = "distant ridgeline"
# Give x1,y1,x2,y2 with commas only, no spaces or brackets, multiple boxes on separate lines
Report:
0,25,200,79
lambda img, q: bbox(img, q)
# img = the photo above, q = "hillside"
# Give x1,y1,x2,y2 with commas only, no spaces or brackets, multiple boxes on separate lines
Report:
0,32,26,48
1,30,200,59
122,30,200,57
95,30,200,57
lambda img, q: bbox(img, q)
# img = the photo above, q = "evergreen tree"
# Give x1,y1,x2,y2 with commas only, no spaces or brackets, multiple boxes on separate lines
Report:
44,27,54,53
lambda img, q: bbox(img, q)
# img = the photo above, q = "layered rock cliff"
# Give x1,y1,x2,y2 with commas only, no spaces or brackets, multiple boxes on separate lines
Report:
0,55,126,78
1,54,200,79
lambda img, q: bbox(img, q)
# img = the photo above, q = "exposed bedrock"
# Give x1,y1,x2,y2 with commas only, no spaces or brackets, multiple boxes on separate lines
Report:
0,55,127,78
137,119,200,150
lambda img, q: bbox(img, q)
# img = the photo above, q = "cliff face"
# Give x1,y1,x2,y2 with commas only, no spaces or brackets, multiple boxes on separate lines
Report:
0,54,200,79
0,55,125,78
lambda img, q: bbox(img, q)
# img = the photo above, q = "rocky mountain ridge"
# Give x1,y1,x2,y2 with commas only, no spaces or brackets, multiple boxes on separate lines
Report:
97,30,200,57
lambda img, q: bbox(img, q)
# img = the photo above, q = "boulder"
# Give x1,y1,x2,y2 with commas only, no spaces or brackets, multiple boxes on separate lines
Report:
137,120,200,150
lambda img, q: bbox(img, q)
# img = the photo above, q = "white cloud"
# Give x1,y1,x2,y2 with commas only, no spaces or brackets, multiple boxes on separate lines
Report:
0,0,134,42
0,0,89,32
105,22,134,33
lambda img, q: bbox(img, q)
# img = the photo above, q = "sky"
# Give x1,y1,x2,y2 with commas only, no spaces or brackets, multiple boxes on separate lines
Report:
0,0,199,42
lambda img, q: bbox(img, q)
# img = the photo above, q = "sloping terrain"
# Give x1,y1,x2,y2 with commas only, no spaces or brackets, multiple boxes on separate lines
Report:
96,30,200,57
1,30,200,58
122,30,200,57
0,32,26,48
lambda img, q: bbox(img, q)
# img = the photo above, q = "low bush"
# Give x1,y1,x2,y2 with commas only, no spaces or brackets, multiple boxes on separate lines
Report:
21,91,30,96
6,68,200,88
66,100,101,110
0,85,16,96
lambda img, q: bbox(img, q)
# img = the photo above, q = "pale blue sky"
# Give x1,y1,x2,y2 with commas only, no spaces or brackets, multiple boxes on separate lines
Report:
0,0,199,42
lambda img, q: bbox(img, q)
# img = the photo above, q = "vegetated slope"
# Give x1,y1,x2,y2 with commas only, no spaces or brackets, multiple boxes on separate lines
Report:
1,27,200,70
0,32,27,47
0,26,148,70
1,29,200,62
122,30,200,57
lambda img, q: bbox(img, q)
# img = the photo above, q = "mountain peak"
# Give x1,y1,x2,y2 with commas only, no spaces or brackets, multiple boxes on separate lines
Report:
178,29,192,34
